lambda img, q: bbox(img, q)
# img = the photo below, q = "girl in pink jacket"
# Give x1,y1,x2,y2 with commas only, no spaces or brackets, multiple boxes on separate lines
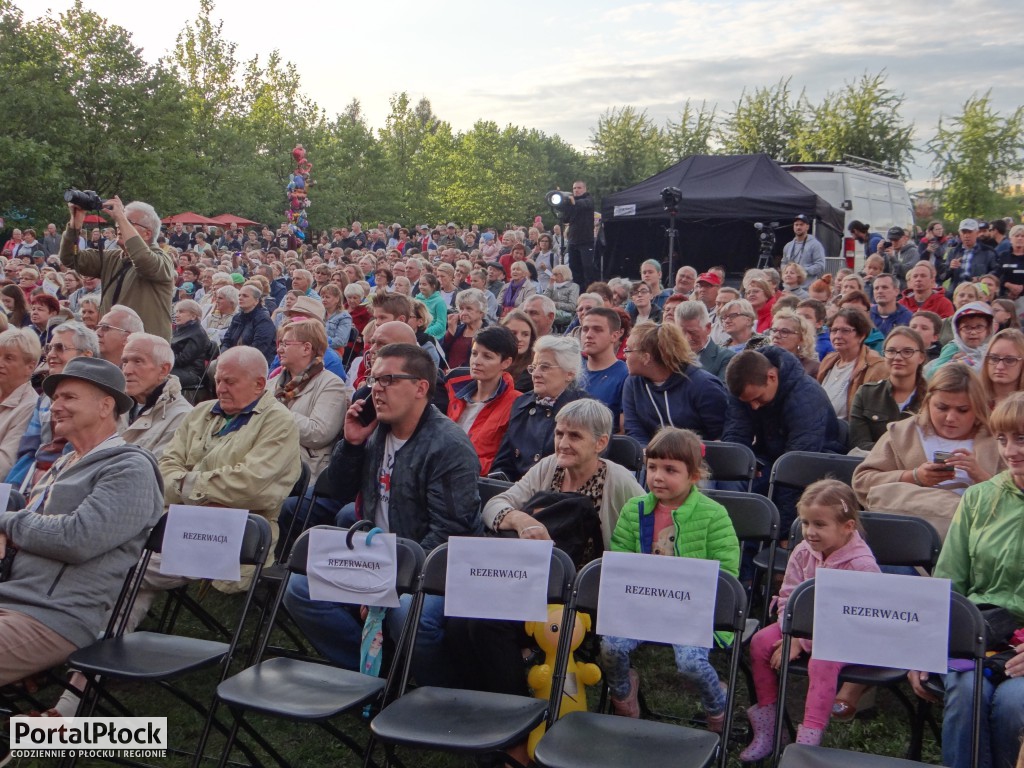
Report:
740,480,880,761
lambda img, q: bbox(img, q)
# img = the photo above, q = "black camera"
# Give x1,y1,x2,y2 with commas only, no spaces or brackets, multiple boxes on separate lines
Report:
64,188,105,211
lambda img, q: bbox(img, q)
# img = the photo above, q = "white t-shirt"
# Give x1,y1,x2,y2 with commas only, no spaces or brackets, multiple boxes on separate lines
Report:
457,400,487,434
918,428,974,494
376,432,408,532
821,359,855,419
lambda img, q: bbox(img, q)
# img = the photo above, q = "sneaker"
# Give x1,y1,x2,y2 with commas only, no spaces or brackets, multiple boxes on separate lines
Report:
610,668,640,718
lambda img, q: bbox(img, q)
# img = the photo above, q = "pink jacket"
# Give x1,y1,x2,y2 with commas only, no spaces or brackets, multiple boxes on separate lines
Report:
775,530,879,651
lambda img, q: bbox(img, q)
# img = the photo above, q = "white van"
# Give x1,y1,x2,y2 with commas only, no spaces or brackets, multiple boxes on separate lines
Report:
781,159,915,272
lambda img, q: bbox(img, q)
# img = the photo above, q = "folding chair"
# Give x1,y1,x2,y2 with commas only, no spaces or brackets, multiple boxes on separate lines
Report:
773,580,986,768
181,343,220,405
478,476,513,508
705,489,780,632
533,561,748,768
368,543,577,768
202,527,426,768
704,441,757,492
67,513,272,767
753,451,865,608
605,434,645,481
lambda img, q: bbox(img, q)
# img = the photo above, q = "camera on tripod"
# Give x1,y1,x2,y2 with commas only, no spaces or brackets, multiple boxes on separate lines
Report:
754,222,779,269
64,188,106,211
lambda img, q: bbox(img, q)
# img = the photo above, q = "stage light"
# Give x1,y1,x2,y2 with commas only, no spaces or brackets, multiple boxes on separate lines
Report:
660,186,682,211
546,190,571,212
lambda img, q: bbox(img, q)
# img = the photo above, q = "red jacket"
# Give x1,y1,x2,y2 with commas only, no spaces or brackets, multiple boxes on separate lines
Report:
445,371,520,475
899,288,954,318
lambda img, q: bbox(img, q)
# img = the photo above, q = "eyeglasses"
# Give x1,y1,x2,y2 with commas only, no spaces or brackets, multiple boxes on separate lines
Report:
366,374,422,388
631,288,651,296
96,323,130,334
527,363,560,374
884,347,921,359
986,354,1023,367
830,326,857,336
277,340,308,348
959,323,990,334
722,312,748,322
44,343,78,355
769,327,796,338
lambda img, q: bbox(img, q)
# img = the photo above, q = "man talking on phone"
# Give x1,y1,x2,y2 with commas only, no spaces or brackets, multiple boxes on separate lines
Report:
284,342,482,686
60,195,176,340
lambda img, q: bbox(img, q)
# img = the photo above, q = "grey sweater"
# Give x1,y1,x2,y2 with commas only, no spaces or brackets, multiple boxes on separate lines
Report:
0,443,164,647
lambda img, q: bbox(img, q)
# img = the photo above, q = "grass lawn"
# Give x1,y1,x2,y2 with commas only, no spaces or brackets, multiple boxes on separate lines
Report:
9,586,944,768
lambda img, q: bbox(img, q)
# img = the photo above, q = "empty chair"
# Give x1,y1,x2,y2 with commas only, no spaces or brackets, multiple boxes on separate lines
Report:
704,441,757,492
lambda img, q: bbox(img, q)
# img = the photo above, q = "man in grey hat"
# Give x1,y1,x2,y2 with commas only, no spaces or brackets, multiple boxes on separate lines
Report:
0,356,163,687
438,223,465,251
938,218,997,292
781,214,826,284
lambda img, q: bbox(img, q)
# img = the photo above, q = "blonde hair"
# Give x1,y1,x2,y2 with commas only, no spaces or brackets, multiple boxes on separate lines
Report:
0,327,42,366
990,391,1024,437
278,318,328,357
628,321,695,371
798,479,862,528
771,309,818,361
917,363,990,434
981,328,1024,403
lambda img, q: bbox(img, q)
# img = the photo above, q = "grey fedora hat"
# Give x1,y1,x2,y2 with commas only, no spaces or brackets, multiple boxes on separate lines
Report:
43,357,135,415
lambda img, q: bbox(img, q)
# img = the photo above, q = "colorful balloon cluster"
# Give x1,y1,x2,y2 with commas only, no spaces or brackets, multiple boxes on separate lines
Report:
285,144,314,238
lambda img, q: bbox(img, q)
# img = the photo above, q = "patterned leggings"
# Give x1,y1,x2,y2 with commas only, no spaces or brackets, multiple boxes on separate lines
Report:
750,622,843,730
600,636,726,715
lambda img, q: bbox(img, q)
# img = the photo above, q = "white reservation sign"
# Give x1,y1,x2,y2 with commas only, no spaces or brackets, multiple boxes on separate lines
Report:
160,505,247,581
813,569,951,674
596,552,720,648
307,528,400,607
444,537,552,622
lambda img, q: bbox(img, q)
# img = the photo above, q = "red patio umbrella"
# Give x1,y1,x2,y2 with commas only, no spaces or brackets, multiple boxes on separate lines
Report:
83,214,106,224
210,214,262,228
161,211,221,226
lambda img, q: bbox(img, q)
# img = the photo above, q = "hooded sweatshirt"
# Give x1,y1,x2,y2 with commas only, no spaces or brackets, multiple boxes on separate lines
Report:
0,442,164,647
925,301,994,377
622,365,728,447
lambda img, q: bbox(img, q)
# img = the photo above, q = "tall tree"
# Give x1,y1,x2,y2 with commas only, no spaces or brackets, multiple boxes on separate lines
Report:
718,78,805,160
664,100,717,162
928,92,1024,221
791,72,915,175
588,106,665,196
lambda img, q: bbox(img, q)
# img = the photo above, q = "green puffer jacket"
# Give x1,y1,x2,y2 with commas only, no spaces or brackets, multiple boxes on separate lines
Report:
937,472,1024,622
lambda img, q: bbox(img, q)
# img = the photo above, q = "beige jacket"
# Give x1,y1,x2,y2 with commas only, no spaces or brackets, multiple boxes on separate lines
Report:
852,417,1003,539
816,345,889,418
266,369,349,480
121,376,193,460
0,380,37,479
60,227,176,340
482,455,644,548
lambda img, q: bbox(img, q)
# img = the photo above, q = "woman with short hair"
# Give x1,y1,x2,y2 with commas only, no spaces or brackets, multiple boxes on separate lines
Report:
744,277,777,332
414,273,450,339
500,261,537,318
852,362,1001,538
443,288,490,369
816,307,888,420
545,265,579,315
170,299,210,388
491,335,588,482
0,328,41,477
720,298,760,352
320,283,353,354
768,309,819,377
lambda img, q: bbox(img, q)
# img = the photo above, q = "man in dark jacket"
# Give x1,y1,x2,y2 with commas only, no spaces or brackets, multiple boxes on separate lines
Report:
221,285,276,364
565,180,596,287
722,347,846,529
284,343,481,684
938,218,997,292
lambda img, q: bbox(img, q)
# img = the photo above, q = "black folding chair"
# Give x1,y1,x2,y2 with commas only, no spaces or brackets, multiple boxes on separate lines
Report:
202,528,426,768
368,543,577,768
704,441,757,492
773,580,986,768
66,514,273,768
605,434,645,481
478,476,513,508
533,561,748,768
181,343,220,405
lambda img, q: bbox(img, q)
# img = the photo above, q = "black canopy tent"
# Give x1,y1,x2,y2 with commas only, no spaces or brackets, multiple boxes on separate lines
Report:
598,153,845,278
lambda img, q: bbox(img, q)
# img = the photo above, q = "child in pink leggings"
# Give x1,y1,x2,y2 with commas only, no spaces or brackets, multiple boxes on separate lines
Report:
740,480,880,762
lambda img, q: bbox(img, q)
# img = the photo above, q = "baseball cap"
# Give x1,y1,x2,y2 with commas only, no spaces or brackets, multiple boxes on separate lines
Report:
978,221,990,230
954,301,994,325
446,222,456,229
696,272,722,286
958,218,980,232
794,214,811,224
886,226,906,239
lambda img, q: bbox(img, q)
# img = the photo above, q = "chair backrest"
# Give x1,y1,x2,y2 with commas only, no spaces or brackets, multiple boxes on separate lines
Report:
287,526,425,596
147,511,271,565
704,489,779,545
859,512,942,571
767,450,863,498
419,542,575,606
6,488,26,511
288,461,311,500
704,441,757,489
604,434,644,474
477,477,513,508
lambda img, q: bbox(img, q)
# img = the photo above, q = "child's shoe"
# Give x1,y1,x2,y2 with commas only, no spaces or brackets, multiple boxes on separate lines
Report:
739,702,777,762
609,668,640,718
796,724,824,746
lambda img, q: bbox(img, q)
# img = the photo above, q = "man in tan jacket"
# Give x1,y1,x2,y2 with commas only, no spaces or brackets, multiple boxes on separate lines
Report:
60,195,176,340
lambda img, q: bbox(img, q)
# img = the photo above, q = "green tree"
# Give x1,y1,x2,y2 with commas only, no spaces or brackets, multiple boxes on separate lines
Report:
718,78,805,160
664,100,717,162
588,106,665,196
928,92,1024,221
377,93,443,223
791,72,915,175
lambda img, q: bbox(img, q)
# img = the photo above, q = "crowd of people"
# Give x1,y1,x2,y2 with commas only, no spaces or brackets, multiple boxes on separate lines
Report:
0,193,1023,767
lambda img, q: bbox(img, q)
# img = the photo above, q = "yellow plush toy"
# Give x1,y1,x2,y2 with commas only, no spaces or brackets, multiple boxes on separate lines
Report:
525,604,602,758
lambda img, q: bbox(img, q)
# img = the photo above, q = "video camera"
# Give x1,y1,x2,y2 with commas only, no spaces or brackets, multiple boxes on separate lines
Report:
64,188,105,212
754,222,779,270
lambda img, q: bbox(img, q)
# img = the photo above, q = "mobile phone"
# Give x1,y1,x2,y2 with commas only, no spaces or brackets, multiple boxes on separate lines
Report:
933,451,955,464
356,392,377,427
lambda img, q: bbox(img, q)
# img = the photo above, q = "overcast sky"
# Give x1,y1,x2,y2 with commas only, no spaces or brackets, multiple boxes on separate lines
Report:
16,0,1022,188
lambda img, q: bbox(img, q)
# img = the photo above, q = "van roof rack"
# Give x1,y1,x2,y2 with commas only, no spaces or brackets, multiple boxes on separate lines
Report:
780,154,901,180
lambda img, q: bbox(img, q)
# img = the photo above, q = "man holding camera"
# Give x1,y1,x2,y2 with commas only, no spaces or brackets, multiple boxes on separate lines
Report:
61,195,176,341
877,226,920,287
